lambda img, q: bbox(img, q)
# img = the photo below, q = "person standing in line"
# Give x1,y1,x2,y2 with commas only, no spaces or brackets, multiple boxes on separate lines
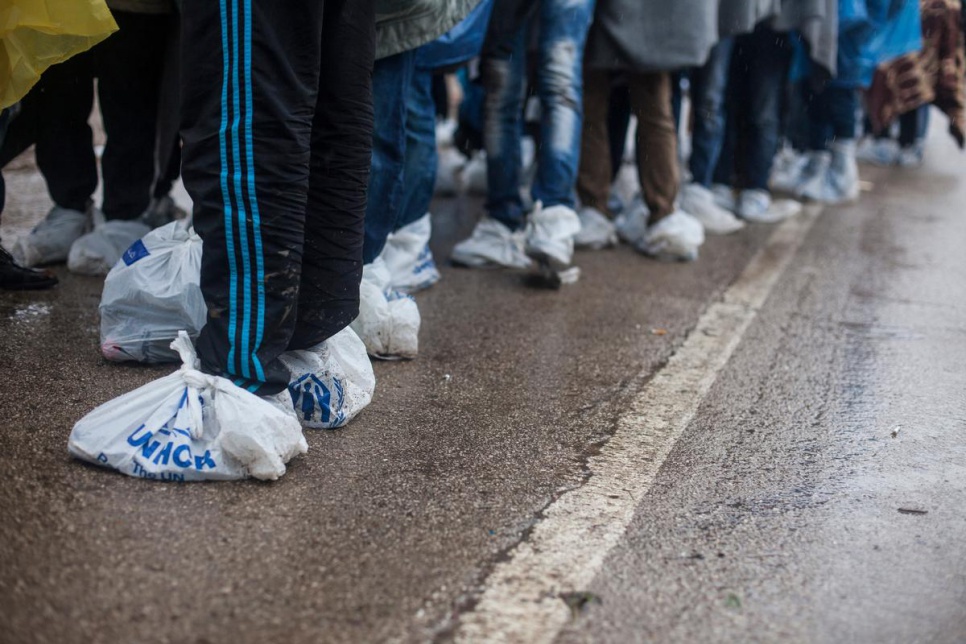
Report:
451,0,596,280
180,0,376,398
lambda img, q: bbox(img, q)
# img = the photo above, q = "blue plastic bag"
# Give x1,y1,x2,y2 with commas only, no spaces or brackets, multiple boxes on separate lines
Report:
835,0,922,88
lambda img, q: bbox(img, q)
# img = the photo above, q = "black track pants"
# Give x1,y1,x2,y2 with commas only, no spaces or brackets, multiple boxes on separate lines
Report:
181,0,375,395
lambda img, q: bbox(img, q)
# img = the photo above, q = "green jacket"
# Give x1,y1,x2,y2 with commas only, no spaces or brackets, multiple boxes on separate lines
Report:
376,0,480,59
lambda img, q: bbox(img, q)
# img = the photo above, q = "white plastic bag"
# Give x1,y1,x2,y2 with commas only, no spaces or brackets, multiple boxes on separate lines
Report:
68,332,307,481
382,213,441,294
99,220,206,363
350,258,420,360
68,218,151,276
280,327,375,429
12,205,90,267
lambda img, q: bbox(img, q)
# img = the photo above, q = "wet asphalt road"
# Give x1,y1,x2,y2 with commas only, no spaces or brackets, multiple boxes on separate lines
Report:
0,128,964,643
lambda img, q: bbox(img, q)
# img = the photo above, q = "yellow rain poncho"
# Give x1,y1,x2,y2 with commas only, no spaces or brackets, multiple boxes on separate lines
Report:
0,0,118,109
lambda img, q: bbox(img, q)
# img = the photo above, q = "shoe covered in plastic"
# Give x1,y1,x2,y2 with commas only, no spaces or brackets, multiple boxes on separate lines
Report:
349,258,420,360
736,189,803,224
801,140,860,204
574,206,618,249
679,182,745,235
897,142,924,168
770,146,810,194
710,183,737,212
381,213,441,294
12,204,92,267
451,216,531,269
614,195,650,244
793,151,832,199
856,136,899,167
0,246,58,290
139,195,187,229
520,200,579,267
634,211,705,262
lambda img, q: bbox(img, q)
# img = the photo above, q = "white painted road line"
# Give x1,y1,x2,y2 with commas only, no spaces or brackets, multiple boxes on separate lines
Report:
452,207,823,643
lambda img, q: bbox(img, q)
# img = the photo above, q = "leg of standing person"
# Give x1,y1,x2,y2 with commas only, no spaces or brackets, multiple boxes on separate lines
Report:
530,0,596,212
378,65,443,294
896,105,928,166
0,52,98,266
572,67,619,250
142,6,186,228
629,72,677,225
450,2,533,269
361,51,416,265
481,23,529,231
0,53,97,214
182,0,326,393
733,25,799,222
96,10,167,220
626,71,703,261
576,68,614,215
288,0,375,351
0,108,59,289
396,67,438,236
679,37,745,234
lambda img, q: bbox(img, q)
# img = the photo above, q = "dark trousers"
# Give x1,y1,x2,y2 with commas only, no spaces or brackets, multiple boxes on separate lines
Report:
715,24,792,191
0,11,167,219
181,0,375,395
805,85,858,150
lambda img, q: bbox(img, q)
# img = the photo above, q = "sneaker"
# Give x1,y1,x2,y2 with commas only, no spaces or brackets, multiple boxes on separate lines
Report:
0,246,59,290
634,211,705,262
897,142,924,168
139,195,187,229
710,183,737,212
679,183,746,235
451,217,531,269
736,189,802,223
574,206,618,250
856,137,899,167
382,213,441,294
349,258,420,360
614,195,650,244
13,204,92,267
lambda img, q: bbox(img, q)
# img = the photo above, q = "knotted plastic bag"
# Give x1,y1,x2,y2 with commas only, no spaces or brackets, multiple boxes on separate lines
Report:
69,332,308,481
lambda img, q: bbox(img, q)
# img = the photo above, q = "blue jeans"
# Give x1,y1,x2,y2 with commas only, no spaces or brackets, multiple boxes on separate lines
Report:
397,68,438,232
715,26,792,190
689,38,734,187
482,0,596,229
363,51,416,264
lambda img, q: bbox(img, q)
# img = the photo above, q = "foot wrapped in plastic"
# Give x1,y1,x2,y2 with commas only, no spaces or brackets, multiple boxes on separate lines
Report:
68,332,308,481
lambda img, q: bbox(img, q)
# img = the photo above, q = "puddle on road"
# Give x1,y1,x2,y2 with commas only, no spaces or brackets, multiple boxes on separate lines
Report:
9,302,52,321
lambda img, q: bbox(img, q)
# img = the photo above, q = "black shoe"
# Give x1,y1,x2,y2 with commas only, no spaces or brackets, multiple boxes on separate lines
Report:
0,247,58,290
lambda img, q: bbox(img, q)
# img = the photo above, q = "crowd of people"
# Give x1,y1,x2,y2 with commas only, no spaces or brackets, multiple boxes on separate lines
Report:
1,0,964,474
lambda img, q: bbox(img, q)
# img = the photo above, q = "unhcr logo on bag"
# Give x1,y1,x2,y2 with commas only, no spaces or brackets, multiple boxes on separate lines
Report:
289,374,346,428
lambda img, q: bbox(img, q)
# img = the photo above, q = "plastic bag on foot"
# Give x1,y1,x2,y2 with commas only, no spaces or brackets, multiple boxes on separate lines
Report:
99,220,206,363
280,327,375,429
68,218,151,276
68,332,307,481
350,259,420,360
